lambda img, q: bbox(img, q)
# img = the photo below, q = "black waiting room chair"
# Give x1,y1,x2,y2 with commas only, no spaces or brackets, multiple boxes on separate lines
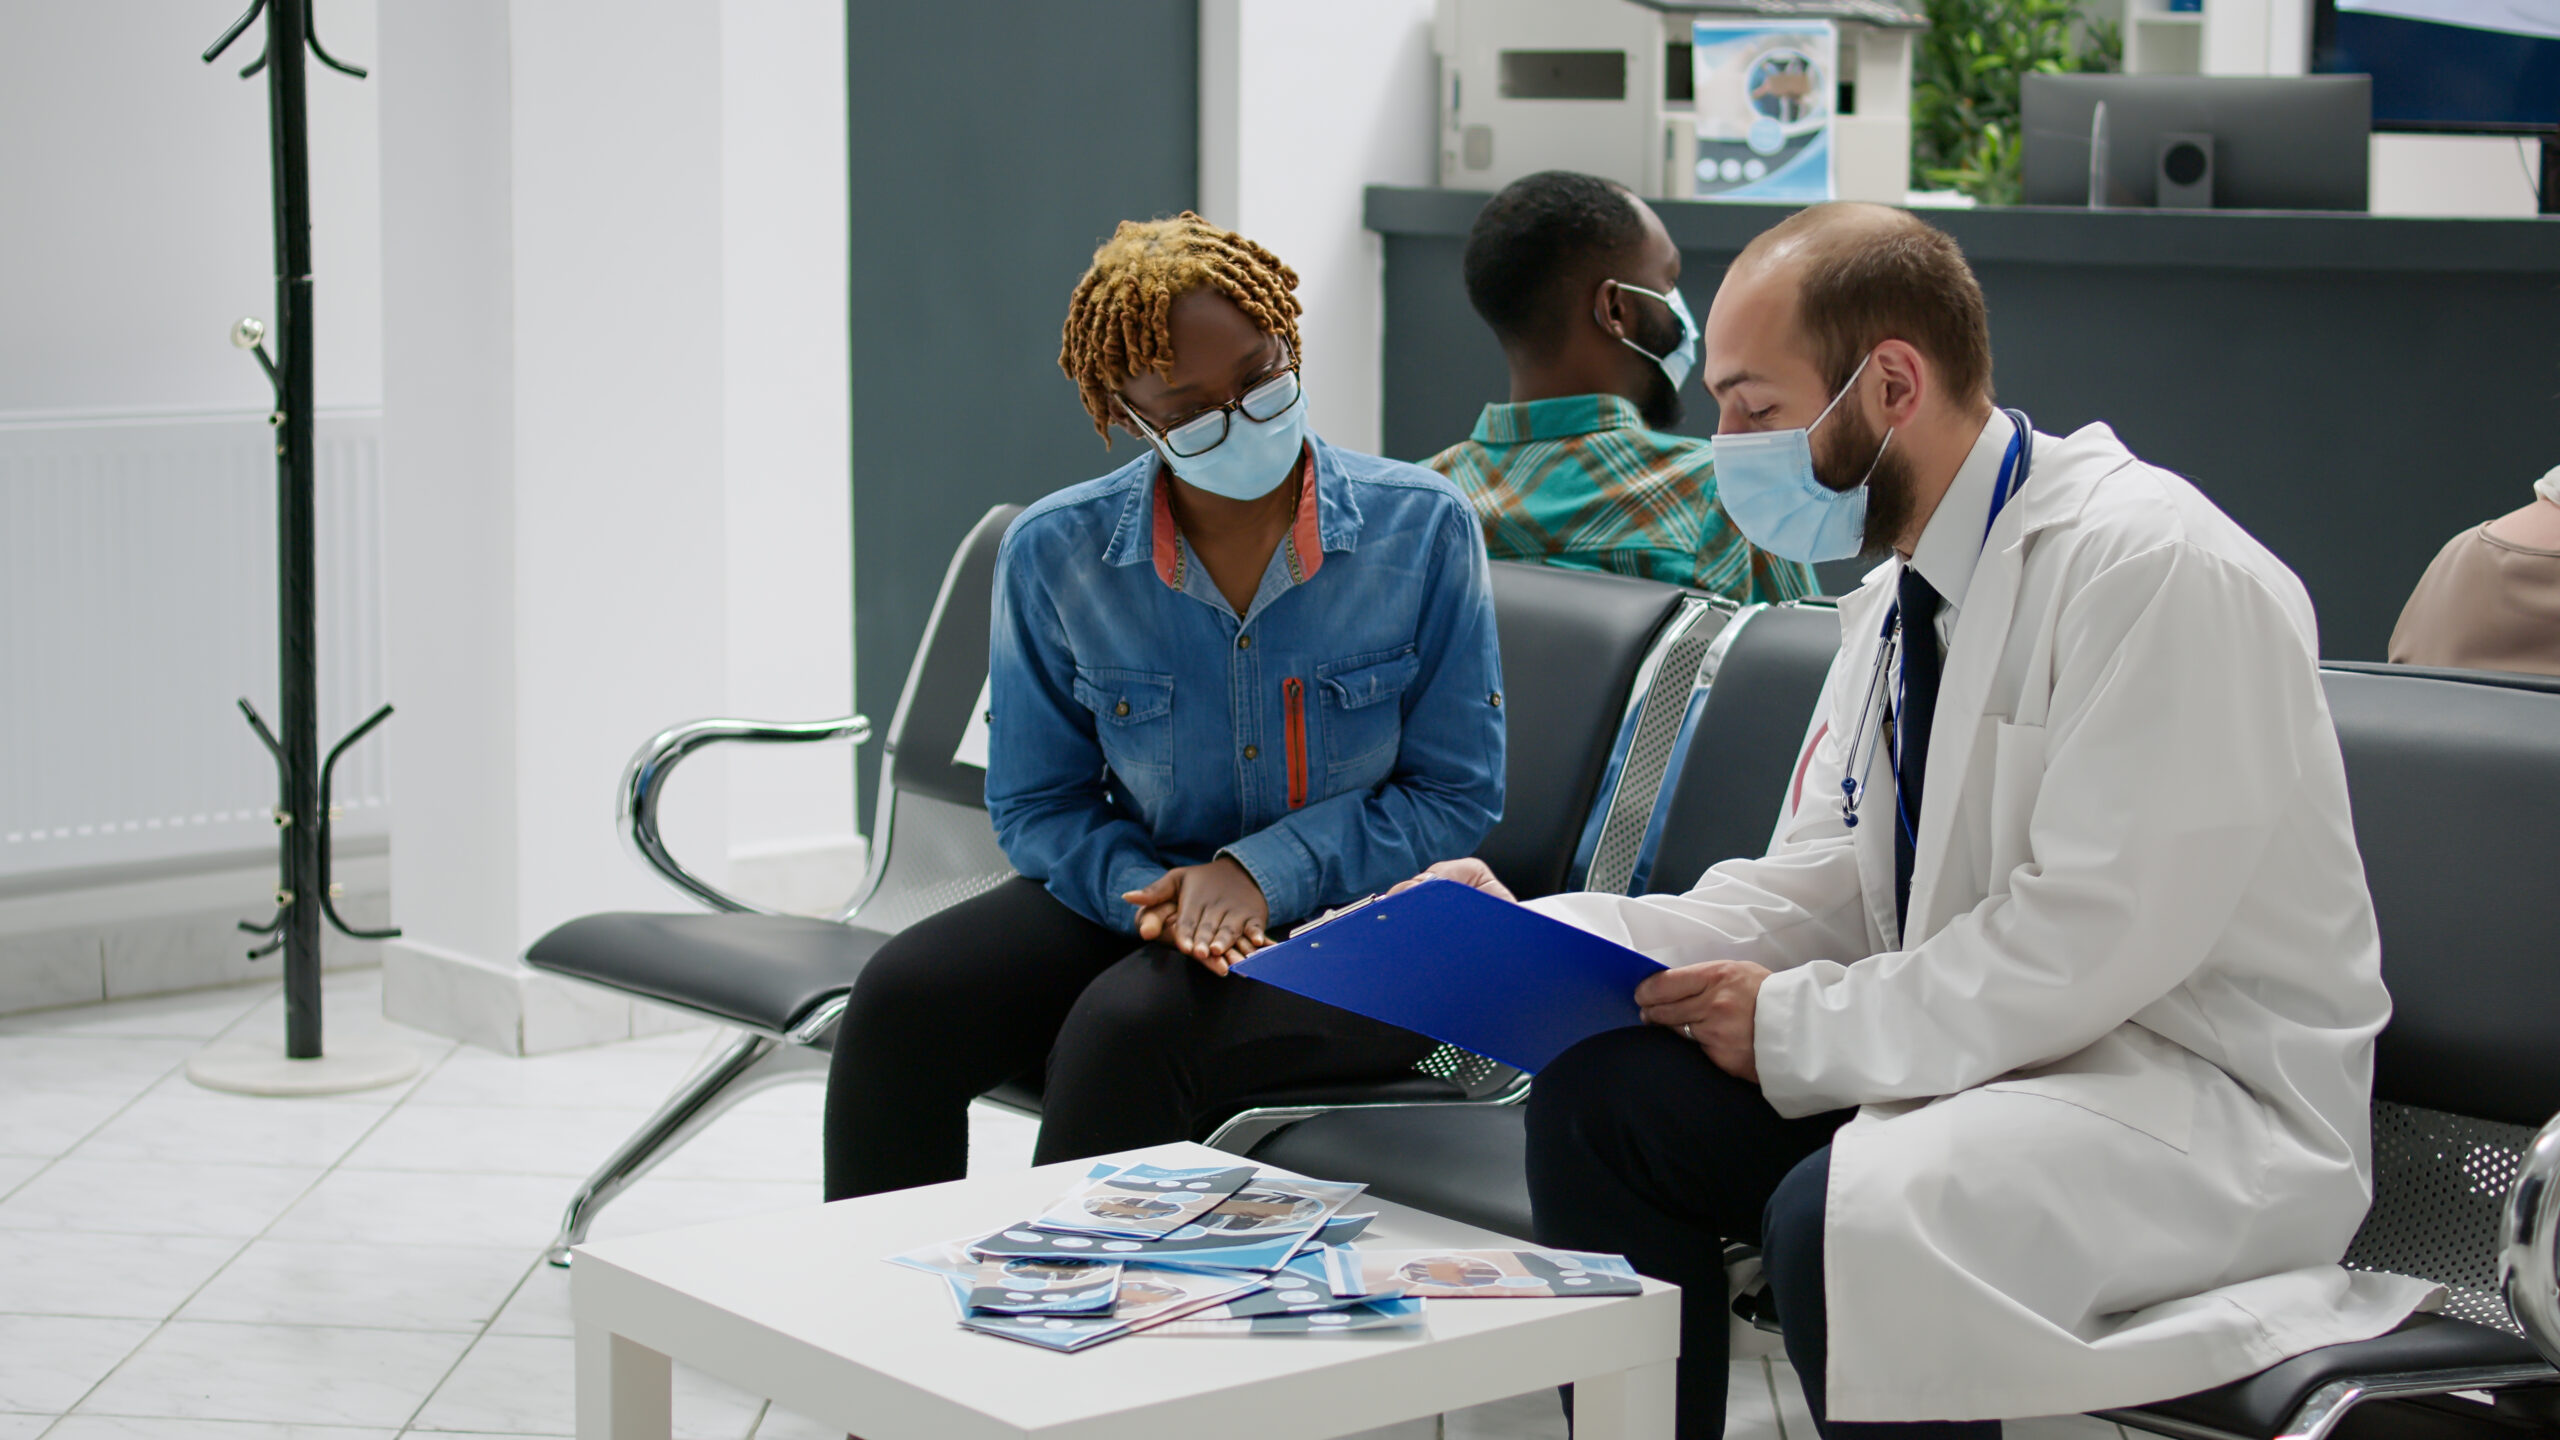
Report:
523,504,1026,1263
518,520,1714,1259
2094,663,2560,1440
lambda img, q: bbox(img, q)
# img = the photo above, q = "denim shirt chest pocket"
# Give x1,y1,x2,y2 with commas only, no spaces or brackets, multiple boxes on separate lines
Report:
1314,646,1421,789
1071,666,1175,814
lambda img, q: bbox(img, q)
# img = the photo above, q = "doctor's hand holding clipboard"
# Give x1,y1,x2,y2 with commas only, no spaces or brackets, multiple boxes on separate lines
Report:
1232,862,1768,1079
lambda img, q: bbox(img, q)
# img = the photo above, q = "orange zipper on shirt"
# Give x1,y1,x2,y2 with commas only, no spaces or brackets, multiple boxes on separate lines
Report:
1282,677,1308,810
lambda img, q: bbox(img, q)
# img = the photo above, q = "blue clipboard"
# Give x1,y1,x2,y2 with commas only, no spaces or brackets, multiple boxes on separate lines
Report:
1231,880,1667,1074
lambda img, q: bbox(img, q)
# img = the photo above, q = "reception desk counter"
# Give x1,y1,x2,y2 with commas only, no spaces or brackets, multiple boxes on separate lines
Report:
1369,185,2560,659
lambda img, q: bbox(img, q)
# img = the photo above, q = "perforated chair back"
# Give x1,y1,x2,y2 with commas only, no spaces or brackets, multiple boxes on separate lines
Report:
1641,602,1841,895
1573,599,1734,897
2319,665,2560,1335
838,505,1022,930
1476,562,1685,900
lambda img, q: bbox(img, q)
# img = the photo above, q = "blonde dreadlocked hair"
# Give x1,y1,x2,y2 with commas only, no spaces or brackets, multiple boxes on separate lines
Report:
1059,213,1303,443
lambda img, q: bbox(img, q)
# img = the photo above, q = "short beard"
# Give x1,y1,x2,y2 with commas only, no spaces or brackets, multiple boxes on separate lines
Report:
1635,362,1684,430
1815,403,1913,556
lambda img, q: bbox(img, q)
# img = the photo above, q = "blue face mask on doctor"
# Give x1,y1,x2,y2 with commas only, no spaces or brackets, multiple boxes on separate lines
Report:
1710,349,1895,565
1121,356,1309,503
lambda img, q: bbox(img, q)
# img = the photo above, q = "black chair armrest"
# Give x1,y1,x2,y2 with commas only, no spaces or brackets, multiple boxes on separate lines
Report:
621,714,871,915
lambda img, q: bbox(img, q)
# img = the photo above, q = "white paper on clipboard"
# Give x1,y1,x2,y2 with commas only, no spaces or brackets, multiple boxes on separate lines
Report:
953,676,993,769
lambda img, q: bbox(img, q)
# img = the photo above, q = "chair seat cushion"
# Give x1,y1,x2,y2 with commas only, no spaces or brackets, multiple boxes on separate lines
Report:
525,911,891,1034
1249,1102,1530,1239
2127,1313,2550,1440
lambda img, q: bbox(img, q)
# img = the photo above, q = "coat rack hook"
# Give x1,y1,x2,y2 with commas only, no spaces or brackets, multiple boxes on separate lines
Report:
231,317,281,396
319,704,402,942
307,12,368,78
200,0,267,64
236,697,284,767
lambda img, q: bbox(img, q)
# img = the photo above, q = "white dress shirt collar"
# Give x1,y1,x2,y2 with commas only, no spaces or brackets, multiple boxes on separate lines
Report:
1904,410,2020,618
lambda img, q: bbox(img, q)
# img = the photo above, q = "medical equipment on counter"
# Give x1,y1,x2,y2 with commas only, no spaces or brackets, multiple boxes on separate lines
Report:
1435,0,1923,202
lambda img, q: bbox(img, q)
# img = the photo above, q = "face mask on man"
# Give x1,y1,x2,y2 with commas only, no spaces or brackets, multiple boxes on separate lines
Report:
1121,363,1309,502
1711,350,1895,564
1608,282,1699,393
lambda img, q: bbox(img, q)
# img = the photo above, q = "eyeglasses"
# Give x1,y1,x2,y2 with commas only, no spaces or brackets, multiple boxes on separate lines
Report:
1119,355,1303,459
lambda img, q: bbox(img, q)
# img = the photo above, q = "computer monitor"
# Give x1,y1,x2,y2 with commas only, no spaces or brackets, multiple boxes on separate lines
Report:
2020,74,2372,211
2312,0,2560,133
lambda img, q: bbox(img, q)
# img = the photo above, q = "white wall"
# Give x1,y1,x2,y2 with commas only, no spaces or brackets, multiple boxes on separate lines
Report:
376,0,518,974
719,0,859,886
378,0,855,1052
1199,0,1442,457
0,0,381,418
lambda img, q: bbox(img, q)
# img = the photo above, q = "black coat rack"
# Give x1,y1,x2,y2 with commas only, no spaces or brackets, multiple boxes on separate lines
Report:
202,0,398,1062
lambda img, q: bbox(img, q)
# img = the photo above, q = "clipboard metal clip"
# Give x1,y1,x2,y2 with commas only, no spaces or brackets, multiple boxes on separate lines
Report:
1289,893,1381,941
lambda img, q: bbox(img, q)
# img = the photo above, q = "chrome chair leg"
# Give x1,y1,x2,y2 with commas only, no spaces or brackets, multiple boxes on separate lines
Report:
544,1028,831,1265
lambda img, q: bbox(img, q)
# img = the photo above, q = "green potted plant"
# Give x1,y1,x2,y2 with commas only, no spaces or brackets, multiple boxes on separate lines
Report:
1912,0,2122,204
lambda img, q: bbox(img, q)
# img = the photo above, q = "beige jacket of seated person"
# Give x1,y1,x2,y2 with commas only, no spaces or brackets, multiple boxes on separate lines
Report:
1532,417,2437,1424
2389,467,2560,678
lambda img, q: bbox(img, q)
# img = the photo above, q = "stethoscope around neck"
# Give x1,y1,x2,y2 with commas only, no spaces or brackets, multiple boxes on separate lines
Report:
1837,409,2035,831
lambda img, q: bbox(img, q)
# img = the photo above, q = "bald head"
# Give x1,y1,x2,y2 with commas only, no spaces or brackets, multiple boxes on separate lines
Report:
1721,202,1993,408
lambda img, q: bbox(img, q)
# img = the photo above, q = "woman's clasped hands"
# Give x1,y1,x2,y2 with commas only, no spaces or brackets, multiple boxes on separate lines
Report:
1123,855,1270,975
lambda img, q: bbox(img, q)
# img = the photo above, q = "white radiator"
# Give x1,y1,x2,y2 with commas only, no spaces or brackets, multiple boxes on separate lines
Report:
0,411,392,881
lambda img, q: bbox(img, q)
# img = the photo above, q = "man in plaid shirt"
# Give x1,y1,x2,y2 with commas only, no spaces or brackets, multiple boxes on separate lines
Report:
1428,171,1817,604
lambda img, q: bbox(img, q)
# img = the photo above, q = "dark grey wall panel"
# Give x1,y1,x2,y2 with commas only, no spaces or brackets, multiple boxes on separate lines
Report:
849,2,1195,814
1373,187,2560,658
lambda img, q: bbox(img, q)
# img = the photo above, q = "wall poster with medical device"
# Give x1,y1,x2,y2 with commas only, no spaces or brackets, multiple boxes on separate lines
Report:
1691,19,1839,203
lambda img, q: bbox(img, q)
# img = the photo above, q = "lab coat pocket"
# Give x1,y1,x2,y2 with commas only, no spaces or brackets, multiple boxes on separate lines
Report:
1978,1026,2196,1153
1984,718,2046,897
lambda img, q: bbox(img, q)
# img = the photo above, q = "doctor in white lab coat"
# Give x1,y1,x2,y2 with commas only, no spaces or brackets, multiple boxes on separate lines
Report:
1418,204,2436,1438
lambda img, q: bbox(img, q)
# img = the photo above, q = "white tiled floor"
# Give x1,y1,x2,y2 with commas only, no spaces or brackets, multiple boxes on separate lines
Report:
0,972,2137,1440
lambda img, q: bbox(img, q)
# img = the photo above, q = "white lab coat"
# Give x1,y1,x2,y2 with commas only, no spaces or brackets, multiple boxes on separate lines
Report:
1532,422,2437,1422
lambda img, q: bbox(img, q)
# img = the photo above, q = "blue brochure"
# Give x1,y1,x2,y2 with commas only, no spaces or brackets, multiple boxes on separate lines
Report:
1232,880,1667,1074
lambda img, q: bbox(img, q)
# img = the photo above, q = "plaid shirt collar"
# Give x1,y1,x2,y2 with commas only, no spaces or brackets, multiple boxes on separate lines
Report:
1470,394,1648,446
1148,445,1324,591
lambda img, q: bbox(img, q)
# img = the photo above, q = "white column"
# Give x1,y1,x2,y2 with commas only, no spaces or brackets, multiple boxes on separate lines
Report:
378,0,852,1054
717,0,861,913
1198,0,1440,457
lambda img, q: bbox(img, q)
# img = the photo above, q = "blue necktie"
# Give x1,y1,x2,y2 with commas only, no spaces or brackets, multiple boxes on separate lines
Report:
1893,566,1945,932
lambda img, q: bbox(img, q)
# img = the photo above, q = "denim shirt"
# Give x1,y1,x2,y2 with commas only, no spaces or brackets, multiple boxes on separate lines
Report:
985,436,1506,933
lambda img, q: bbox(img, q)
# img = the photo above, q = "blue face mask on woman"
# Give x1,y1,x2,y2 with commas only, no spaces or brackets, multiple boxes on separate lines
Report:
1711,350,1892,564
1122,363,1309,502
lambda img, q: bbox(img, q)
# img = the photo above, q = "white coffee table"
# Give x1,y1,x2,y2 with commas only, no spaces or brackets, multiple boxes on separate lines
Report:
571,1139,1679,1439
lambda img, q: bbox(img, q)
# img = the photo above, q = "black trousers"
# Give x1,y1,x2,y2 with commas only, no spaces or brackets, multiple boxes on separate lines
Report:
822,876,1439,1201
1528,1026,2001,1440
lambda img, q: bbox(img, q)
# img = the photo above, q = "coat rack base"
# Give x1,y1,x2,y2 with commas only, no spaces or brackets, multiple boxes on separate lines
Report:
186,1034,421,1097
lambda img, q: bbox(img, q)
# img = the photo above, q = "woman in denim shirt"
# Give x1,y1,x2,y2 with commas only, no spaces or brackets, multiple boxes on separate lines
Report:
823,215,1506,1198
